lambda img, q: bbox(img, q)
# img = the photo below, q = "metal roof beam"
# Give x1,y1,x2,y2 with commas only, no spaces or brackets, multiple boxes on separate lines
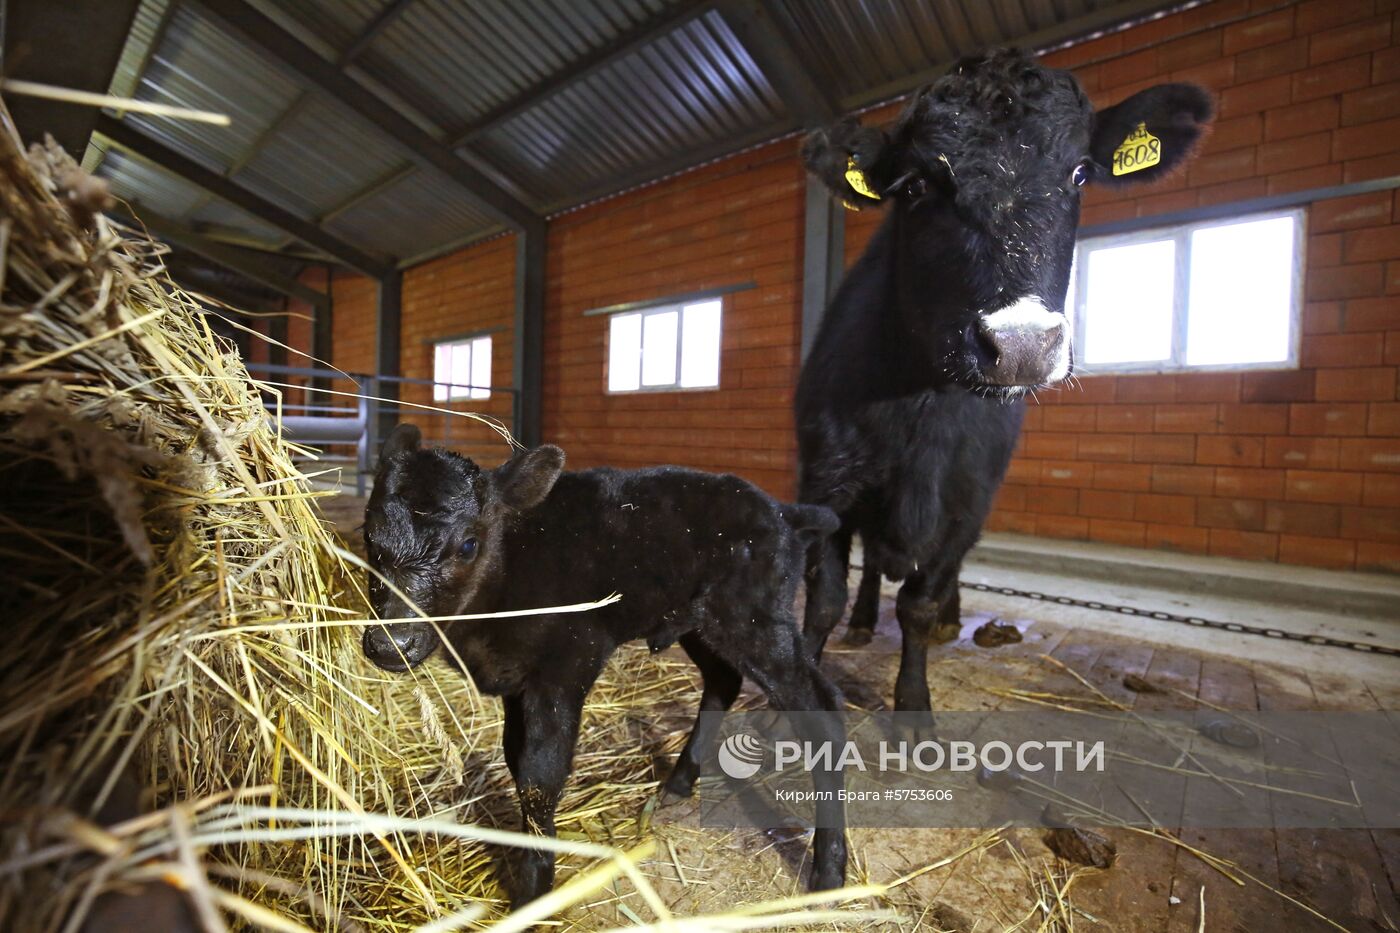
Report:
716,0,835,127
187,0,540,231
95,113,393,277
118,207,330,311
447,0,715,148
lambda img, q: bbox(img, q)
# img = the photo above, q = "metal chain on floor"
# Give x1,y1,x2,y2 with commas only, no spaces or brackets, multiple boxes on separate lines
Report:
960,581,1400,658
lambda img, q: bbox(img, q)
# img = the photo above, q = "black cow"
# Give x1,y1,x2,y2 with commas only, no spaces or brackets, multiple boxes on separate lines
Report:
360,425,847,907
797,49,1213,719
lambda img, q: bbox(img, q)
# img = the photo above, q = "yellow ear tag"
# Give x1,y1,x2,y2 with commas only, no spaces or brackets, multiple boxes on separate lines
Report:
1112,122,1162,176
844,156,881,200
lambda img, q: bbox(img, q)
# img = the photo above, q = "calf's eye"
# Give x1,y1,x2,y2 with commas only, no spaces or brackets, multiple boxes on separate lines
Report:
904,176,929,199
459,537,479,561
1070,162,1090,187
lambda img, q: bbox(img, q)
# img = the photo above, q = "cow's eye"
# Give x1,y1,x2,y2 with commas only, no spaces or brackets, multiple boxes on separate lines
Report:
459,537,479,561
1070,161,1090,187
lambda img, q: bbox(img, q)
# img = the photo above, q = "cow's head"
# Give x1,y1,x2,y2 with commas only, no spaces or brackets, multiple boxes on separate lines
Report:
360,424,565,671
803,48,1212,396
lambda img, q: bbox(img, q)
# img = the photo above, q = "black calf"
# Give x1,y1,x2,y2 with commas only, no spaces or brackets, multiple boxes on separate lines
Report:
361,425,847,906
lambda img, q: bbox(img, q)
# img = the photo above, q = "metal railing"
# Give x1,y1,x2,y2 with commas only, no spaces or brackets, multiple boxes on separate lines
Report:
247,363,520,496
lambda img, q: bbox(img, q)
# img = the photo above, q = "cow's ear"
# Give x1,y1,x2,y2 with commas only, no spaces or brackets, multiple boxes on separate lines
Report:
494,445,564,511
380,423,421,461
1088,83,1213,187
801,117,894,209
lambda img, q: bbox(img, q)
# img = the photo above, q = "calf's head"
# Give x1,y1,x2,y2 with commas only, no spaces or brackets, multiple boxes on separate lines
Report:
360,424,565,671
804,48,1212,395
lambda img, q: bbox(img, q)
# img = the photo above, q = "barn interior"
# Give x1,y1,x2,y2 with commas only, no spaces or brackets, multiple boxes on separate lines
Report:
2,0,1399,930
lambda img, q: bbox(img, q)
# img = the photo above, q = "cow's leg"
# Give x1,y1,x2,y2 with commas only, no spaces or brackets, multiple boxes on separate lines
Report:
841,561,881,646
664,632,743,798
501,684,586,907
727,616,847,891
802,527,851,662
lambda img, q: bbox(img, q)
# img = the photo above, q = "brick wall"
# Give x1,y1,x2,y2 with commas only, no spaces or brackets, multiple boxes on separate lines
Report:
541,139,807,499
303,0,1398,572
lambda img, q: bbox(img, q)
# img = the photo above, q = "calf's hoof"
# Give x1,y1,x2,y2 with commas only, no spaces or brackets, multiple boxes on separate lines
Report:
509,852,556,909
840,626,874,647
891,708,938,744
661,761,698,800
808,832,848,891
929,621,962,644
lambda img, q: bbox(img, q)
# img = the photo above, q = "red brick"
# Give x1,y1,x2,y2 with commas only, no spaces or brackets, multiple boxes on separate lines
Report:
1296,0,1379,33
1156,30,1222,71
1340,437,1400,470
1375,46,1400,83
1151,464,1217,496
1310,234,1345,268
1094,462,1154,491
1035,514,1090,540
1197,435,1265,466
1303,300,1343,333
1135,492,1198,524
1216,466,1286,499
1116,374,1177,403
1236,37,1309,82
1096,404,1155,432
1223,7,1295,54
1305,263,1385,302
1340,504,1400,541
1101,48,1159,88
1267,163,1345,194
1242,369,1316,402
1040,460,1095,488
1266,435,1342,468
1315,367,1397,400
1026,486,1081,515
1220,74,1293,119
1301,332,1386,366
1308,16,1392,65
1285,469,1365,503
1079,489,1137,520
1289,402,1371,434
1022,433,1078,459
1265,500,1343,535
1076,433,1135,461
1357,540,1400,572
1146,522,1211,554
1278,534,1356,568
1042,406,1098,431
1154,403,1221,433
1341,82,1400,127
1220,403,1291,434
1198,177,1270,206
1388,331,1400,364
1263,99,1340,140
1341,229,1400,264
1089,518,1148,547
1134,434,1197,464
1192,493,1271,529
1293,55,1372,102
1371,401,1400,434
1257,132,1333,175
1333,116,1400,161
1364,472,1400,506
1204,114,1264,153
1208,529,1280,560
1311,191,1394,233
1175,372,1242,402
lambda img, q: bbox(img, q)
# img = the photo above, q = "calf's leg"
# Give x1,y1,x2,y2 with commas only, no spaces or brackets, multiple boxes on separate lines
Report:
802,528,851,662
728,619,848,891
892,569,948,727
502,686,586,907
841,561,882,646
664,632,743,798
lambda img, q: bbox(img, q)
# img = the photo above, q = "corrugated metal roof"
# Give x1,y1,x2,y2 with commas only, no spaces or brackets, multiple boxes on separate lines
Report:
93,0,1175,272
321,165,500,260
470,9,783,210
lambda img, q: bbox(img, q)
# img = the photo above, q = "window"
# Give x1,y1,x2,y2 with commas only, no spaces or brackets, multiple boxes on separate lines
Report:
1069,209,1303,373
607,299,722,392
432,335,491,401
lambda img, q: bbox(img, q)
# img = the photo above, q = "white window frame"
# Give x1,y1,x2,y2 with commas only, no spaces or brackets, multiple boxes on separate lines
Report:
432,335,492,401
605,298,723,394
1070,207,1306,375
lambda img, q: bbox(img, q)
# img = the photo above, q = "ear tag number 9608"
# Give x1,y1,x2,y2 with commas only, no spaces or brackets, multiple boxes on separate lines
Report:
1112,122,1162,177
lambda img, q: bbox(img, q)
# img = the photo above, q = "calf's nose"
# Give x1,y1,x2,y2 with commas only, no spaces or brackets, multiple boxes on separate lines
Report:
363,623,438,671
977,297,1069,386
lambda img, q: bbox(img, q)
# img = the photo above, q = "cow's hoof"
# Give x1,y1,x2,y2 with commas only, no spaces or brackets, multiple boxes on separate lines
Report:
840,627,874,647
929,621,962,644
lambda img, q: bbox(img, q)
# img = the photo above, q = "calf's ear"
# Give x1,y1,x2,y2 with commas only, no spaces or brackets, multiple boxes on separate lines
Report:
1088,83,1213,187
380,423,422,462
801,117,893,209
495,444,565,511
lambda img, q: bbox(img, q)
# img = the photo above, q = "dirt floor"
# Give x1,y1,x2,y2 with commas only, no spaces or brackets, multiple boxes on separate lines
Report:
322,491,1400,932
